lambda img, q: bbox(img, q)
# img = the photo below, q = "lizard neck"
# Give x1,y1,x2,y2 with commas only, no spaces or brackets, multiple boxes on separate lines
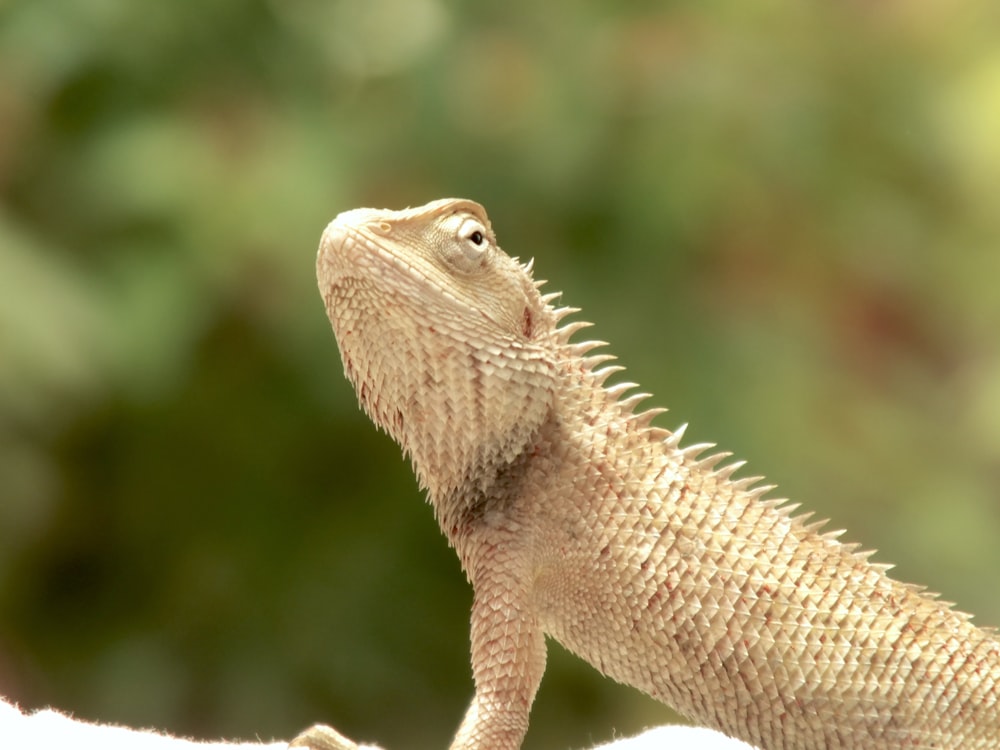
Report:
431,404,561,565
404,339,557,503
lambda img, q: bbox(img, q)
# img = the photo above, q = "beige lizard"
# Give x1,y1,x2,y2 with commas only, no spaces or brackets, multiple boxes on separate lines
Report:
297,197,1000,750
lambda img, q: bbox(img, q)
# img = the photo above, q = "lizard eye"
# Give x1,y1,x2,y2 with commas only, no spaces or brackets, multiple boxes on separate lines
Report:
456,217,490,262
439,212,493,271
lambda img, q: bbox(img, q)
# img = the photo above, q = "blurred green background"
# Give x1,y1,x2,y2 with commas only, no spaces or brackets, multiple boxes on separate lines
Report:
1,0,999,748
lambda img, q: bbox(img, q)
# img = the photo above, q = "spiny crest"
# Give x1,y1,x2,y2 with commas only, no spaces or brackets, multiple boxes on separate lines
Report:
541,286,900,572
567,339,611,357
543,288,736,477
542,285,695,451
664,423,688,448
592,365,625,387
603,381,641,399
557,320,594,339
693,450,732,471
552,306,580,323
632,407,668,429
680,442,717,461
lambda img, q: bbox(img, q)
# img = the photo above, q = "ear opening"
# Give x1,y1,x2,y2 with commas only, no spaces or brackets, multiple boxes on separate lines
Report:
522,306,534,338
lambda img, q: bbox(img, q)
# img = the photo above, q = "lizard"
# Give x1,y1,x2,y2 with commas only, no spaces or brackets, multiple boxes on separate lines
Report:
296,197,1000,750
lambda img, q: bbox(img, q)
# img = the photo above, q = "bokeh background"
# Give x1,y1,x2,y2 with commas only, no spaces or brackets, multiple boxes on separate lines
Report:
2,1,1000,748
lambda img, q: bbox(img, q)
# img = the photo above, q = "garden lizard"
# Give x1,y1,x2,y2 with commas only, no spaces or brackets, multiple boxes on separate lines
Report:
297,198,1000,749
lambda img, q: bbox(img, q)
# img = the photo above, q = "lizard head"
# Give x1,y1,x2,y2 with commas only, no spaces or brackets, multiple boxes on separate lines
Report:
317,198,558,500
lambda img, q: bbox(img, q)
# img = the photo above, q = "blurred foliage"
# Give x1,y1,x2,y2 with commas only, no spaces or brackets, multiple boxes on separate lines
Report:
1,0,1000,748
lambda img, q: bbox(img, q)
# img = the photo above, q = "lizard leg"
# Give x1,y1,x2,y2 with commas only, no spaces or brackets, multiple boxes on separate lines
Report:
289,565,545,750
449,542,547,750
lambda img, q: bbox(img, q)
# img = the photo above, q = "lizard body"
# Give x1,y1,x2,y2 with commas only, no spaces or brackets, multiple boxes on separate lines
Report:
304,198,1000,749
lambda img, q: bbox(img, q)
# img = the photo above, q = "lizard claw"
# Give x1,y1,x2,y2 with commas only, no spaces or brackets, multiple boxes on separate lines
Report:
288,723,365,750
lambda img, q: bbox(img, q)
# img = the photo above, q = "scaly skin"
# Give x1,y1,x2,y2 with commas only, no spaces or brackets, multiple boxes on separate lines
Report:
300,198,1000,750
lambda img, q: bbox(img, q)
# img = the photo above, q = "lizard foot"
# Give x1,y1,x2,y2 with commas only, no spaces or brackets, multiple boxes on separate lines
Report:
288,723,366,750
